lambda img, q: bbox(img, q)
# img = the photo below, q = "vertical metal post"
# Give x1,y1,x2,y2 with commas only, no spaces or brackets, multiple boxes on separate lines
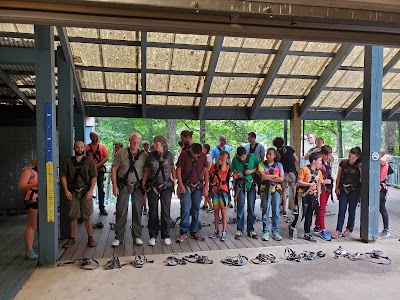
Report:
290,103,301,209
57,47,73,239
283,119,288,145
360,46,383,242
35,25,58,264
74,106,85,143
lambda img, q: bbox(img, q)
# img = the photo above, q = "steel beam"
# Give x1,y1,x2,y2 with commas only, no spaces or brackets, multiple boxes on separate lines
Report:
0,68,34,110
34,25,58,265
250,40,292,119
345,50,400,119
299,44,354,118
360,46,383,242
198,36,224,120
56,27,85,114
141,32,147,118
0,47,35,65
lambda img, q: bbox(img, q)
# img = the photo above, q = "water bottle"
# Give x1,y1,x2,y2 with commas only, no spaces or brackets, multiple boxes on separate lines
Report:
292,227,297,240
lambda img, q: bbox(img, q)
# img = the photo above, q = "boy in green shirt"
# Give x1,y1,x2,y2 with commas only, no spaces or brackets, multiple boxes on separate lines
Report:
230,146,259,240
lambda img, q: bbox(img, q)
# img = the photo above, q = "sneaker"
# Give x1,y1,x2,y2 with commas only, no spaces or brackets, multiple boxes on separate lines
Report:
229,202,234,208
261,231,269,241
304,233,317,242
313,227,322,234
271,231,283,241
209,230,219,239
292,208,299,215
342,229,351,237
320,231,331,241
142,208,148,215
176,233,187,243
234,230,242,240
380,229,390,238
88,236,96,247
202,205,209,210
190,232,205,241
163,238,172,246
280,210,287,216
207,207,214,212
331,230,341,239
248,231,259,239
112,239,121,247
134,238,143,246
100,209,108,216
220,231,228,242
148,238,156,246
63,238,75,248
25,250,38,260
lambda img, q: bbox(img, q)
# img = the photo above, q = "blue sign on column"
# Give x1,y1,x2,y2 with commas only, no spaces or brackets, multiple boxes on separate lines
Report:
45,103,52,162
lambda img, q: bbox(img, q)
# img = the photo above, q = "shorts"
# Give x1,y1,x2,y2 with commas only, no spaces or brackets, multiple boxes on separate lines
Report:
283,172,297,189
26,200,38,210
68,190,94,220
211,193,229,209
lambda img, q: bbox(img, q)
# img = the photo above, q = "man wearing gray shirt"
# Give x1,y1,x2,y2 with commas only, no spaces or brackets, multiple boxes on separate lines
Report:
244,132,265,162
111,132,148,247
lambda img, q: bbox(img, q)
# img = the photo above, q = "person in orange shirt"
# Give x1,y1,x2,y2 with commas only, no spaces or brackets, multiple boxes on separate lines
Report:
86,131,109,216
208,150,230,241
290,152,323,242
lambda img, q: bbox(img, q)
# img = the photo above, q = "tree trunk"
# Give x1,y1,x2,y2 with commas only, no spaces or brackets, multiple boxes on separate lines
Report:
200,120,206,144
383,121,396,155
337,121,343,158
167,119,177,150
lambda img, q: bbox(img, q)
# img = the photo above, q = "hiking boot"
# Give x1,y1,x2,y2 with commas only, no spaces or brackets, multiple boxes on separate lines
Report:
313,227,322,234
142,208,148,215
331,230,341,239
342,229,351,237
134,238,143,246
234,230,242,240
304,233,317,242
320,231,331,241
63,238,75,248
380,229,390,238
25,250,38,260
88,236,96,247
209,230,219,239
248,231,259,239
272,231,283,241
176,233,187,243
163,238,172,246
220,231,228,242
190,232,205,241
100,209,108,216
261,231,269,241
112,239,121,247
148,237,156,246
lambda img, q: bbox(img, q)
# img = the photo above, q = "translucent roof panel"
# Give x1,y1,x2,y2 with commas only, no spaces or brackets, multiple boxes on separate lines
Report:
147,48,173,70
223,37,280,49
279,56,331,76
384,94,400,110
82,92,106,103
216,52,274,74
210,77,260,95
169,75,203,93
67,28,98,38
167,96,197,106
206,97,251,107
102,45,139,68
99,29,139,41
327,70,364,88
107,94,137,104
314,91,358,108
383,73,400,89
269,79,316,96
147,74,169,92
262,98,302,107
104,73,137,91
0,23,33,33
342,46,364,67
170,49,208,71
290,41,339,53
146,95,167,105
70,43,102,66
80,71,104,89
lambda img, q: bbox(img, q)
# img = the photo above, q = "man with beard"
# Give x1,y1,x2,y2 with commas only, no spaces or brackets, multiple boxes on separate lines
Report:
60,141,97,248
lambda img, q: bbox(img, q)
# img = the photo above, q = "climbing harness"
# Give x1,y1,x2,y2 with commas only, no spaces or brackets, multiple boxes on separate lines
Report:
93,221,104,229
109,222,115,230
165,254,187,266
228,217,237,224
117,148,145,190
170,216,181,228
333,246,391,265
129,252,154,268
221,254,249,266
105,254,128,270
183,254,213,264
284,247,326,262
57,258,99,270
250,254,277,264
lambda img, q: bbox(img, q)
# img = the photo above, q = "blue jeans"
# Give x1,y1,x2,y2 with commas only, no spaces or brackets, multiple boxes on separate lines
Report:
261,191,281,233
336,190,360,232
179,188,202,234
236,187,256,233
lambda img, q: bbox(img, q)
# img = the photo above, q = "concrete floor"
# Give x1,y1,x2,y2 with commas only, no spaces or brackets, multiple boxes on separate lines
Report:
15,238,399,300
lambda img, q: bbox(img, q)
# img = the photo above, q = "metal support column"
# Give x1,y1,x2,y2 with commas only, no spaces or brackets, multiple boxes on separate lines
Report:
35,25,58,264
289,103,301,209
74,106,85,142
283,119,288,145
57,47,73,239
360,46,383,242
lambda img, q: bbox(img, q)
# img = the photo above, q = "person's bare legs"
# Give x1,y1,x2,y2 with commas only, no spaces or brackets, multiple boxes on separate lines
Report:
84,218,93,237
24,208,37,251
282,187,288,213
221,207,227,232
213,208,220,231
70,219,77,238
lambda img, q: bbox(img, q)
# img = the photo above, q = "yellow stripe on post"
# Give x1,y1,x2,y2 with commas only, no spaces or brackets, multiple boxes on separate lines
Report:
46,162,55,222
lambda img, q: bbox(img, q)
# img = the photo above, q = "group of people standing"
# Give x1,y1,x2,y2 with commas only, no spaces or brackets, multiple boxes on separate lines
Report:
17,129,393,260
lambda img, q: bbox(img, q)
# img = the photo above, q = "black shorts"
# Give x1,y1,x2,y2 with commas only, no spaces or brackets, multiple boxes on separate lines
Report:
26,201,38,210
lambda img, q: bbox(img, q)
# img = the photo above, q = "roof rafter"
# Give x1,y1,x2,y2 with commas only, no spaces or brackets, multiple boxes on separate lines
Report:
249,40,292,119
299,44,354,118
344,50,400,119
0,68,34,110
56,27,85,114
198,36,224,120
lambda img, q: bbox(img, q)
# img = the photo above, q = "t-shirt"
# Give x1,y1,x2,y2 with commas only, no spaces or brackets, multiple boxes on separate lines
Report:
206,153,213,170
297,165,322,194
176,150,208,184
244,143,265,162
258,161,284,177
144,150,174,185
211,145,231,163
60,156,97,188
209,164,229,194
380,163,389,183
339,159,361,189
230,153,259,189
277,146,296,173
112,148,147,183
86,143,109,172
